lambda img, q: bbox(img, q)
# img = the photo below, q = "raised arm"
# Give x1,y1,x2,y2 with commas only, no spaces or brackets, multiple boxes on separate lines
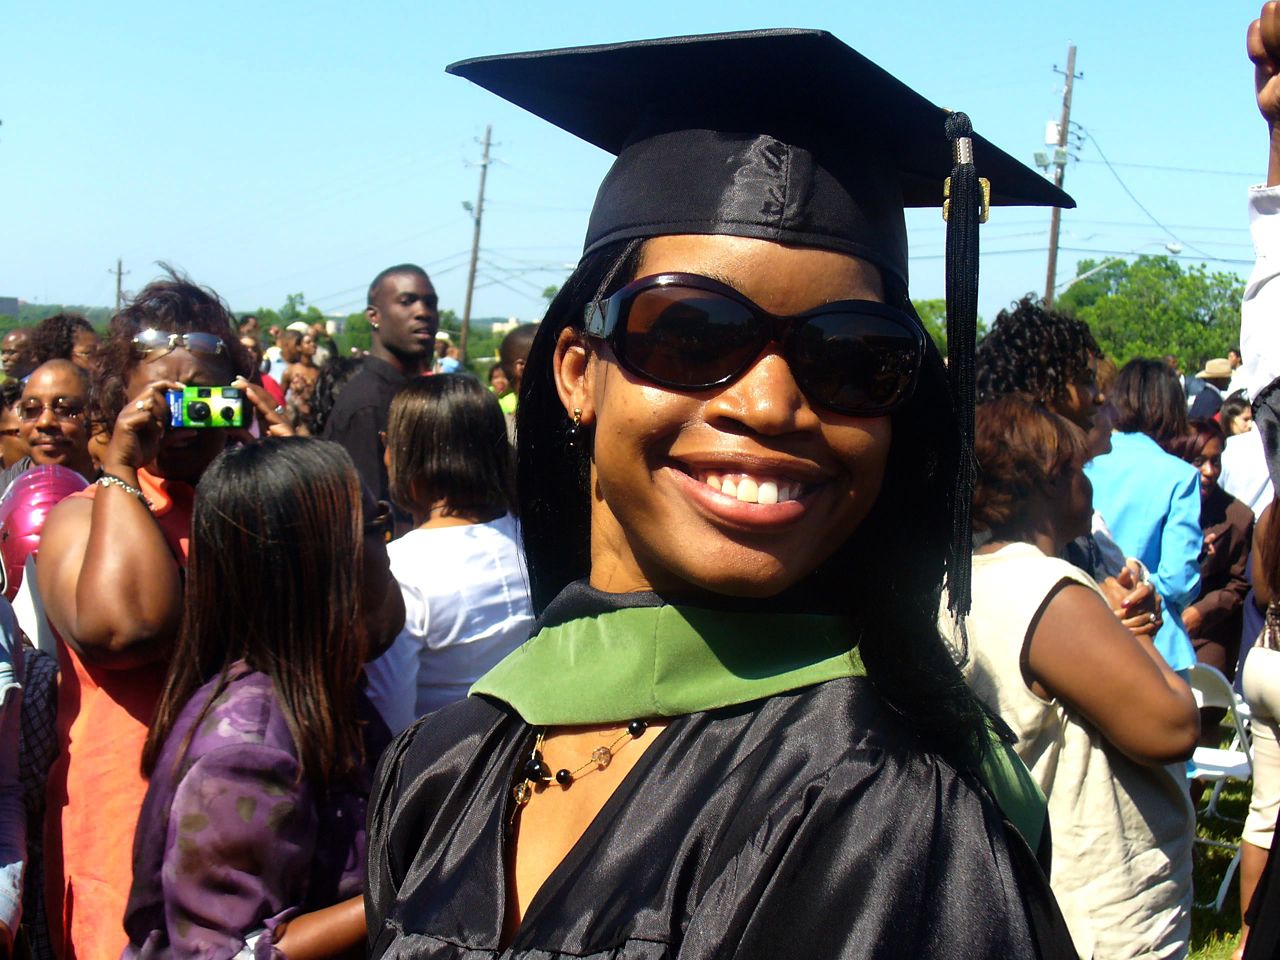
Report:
1249,2,1280,187
37,379,184,669
1241,4,1280,399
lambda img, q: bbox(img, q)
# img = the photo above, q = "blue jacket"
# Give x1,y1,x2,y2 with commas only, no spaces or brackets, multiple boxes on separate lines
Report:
1084,431,1201,672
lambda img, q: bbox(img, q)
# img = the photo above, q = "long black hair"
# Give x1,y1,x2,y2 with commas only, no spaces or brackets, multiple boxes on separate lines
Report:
516,239,989,768
142,438,369,788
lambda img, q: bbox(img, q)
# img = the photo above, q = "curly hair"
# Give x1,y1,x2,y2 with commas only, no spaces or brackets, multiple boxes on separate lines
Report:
975,296,1102,407
973,396,1090,537
30,313,95,366
91,269,254,432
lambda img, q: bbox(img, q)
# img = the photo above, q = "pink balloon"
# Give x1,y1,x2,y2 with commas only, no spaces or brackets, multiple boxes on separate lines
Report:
0,465,88,599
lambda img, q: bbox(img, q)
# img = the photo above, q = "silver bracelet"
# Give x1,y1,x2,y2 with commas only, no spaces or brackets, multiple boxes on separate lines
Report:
97,472,150,508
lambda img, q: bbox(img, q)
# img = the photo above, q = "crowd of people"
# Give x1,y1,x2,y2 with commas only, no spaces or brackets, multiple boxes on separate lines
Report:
4,8,1280,960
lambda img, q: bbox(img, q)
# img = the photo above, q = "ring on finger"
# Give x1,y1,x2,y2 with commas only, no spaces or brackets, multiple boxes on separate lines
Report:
135,399,148,411
1148,612,1158,624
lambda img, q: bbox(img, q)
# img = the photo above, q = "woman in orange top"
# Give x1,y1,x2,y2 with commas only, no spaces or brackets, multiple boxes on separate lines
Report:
36,273,284,960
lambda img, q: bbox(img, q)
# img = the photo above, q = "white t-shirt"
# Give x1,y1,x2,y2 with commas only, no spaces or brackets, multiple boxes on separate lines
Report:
364,513,534,733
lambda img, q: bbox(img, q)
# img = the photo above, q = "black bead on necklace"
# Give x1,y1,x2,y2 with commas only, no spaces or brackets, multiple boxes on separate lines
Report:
512,719,650,811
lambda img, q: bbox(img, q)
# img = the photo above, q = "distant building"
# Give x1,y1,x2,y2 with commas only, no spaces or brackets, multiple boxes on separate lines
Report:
0,298,17,319
491,317,522,336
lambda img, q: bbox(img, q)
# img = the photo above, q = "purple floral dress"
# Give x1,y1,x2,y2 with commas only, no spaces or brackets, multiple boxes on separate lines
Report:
122,663,390,959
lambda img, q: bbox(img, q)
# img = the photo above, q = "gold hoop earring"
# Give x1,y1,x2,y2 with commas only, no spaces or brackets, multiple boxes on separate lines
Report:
568,408,582,447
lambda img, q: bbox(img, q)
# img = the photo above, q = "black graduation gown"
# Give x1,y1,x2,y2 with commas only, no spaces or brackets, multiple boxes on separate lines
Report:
366,677,1069,959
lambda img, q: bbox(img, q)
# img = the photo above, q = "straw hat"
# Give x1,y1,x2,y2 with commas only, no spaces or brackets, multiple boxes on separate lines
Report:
1196,358,1233,380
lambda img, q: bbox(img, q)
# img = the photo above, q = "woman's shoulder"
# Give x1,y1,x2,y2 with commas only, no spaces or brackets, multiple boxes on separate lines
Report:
174,668,297,766
374,694,512,784
971,542,1099,594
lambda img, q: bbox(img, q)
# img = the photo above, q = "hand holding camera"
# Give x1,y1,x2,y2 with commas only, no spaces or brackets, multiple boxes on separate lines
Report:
105,379,186,477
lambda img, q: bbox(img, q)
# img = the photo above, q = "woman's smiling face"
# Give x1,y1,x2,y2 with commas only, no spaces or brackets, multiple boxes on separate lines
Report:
555,234,894,599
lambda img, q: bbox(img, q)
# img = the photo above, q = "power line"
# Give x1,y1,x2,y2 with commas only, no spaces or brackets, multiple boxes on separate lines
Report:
1075,158,1257,178
908,245,1251,265
978,216,1246,234
1076,127,1217,261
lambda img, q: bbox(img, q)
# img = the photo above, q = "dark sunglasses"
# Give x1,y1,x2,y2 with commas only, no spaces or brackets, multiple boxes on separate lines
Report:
131,329,227,361
584,273,924,416
18,397,86,423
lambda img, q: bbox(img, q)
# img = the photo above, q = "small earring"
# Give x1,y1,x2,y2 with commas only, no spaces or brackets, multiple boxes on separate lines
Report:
568,408,582,447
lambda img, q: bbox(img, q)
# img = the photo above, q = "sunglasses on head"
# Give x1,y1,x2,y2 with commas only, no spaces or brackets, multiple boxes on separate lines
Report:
583,273,925,416
131,329,226,361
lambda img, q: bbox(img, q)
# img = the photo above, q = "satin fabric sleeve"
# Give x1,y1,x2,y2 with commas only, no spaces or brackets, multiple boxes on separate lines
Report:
677,760,1066,959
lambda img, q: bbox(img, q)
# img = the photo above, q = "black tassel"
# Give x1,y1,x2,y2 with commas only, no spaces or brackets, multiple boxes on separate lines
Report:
943,112,980,630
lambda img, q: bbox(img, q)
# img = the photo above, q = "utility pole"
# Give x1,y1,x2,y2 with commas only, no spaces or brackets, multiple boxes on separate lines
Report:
459,125,492,363
1043,44,1080,307
112,258,129,313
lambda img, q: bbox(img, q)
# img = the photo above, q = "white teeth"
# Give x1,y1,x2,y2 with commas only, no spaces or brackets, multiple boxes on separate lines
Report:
699,471,804,504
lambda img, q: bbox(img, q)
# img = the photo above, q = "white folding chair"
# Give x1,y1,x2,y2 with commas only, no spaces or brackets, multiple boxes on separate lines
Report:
1187,663,1254,911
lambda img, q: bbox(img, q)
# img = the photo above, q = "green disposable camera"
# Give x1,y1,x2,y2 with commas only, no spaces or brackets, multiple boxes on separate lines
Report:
165,386,245,429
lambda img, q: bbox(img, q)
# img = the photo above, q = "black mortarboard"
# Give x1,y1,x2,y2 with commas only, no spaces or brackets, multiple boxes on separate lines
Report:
447,30,1075,625
446,29,1073,287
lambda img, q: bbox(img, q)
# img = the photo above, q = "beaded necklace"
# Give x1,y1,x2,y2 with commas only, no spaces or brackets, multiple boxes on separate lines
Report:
512,719,650,810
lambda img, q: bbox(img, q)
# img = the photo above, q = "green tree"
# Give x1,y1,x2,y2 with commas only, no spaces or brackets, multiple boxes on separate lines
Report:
338,314,372,355
1056,255,1244,370
910,299,987,356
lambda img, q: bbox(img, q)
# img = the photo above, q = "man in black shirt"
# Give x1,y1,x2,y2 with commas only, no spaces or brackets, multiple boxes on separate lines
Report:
323,263,438,504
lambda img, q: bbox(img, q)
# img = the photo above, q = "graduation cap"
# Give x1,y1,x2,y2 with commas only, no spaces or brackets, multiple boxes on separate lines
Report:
447,29,1072,287
447,29,1074,623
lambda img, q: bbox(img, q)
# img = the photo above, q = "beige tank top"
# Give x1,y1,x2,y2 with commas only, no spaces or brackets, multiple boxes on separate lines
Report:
941,541,1193,960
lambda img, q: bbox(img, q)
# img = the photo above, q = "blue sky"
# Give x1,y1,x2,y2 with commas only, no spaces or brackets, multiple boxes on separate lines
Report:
1,1,1263,326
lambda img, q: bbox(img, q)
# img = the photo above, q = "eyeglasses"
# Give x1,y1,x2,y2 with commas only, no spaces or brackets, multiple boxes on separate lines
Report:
18,397,87,423
364,499,394,543
131,329,226,361
583,273,924,416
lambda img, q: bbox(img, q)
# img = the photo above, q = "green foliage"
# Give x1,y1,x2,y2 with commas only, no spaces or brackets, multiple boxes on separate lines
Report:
1,304,113,332
1056,256,1244,370
339,314,372,355
910,299,987,357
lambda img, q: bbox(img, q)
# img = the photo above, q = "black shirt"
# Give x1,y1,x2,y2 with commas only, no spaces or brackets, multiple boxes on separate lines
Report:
366,679,1074,959
321,356,406,504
